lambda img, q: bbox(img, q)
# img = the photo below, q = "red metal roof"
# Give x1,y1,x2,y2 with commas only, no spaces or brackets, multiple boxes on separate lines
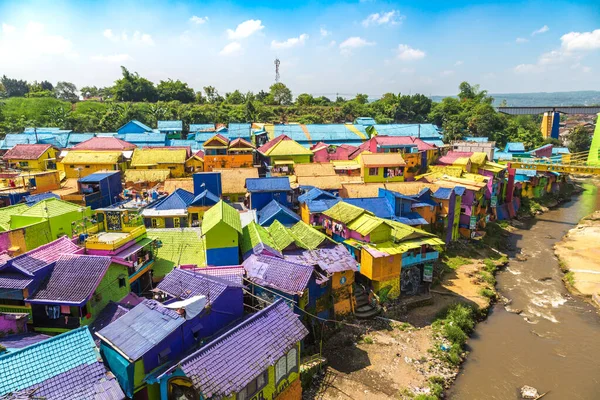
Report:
374,136,436,151
3,144,53,160
72,136,136,151
437,151,473,165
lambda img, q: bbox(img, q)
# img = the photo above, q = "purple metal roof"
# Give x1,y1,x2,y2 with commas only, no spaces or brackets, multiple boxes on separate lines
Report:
285,244,359,274
156,268,241,302
242,254,313,295
0,333,51,350
88,301,133,346
0,271,33,289
175,299,308,398
185,266,245,286
26,254,112,306
6,237,83,277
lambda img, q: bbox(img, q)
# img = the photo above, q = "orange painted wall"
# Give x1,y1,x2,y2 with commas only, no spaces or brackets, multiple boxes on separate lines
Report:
203,154,253,172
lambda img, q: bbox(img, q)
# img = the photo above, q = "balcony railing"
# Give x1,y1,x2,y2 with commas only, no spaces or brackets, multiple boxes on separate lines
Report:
85,225,146,250
0,304,32,320
402,251,440,268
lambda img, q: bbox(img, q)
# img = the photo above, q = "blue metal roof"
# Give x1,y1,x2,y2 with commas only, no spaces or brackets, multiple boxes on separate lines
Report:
298,187,338,203
371,124,443,139
117,119,153,133
148,188,195,210
78,171,120,182
273,124,367,144
257,200,301,226
168,139,202,152
505,142,525,153
354,117,376,126
464,137,489,143
432,187,453,200
394,211,429,226
454,186,466,196
246,177,291,192
158,120,183,131
24,192,60,205
494,151,513,161
344,197,394,219
552,147,570,155
189,123,215,133
190,190,220,206
116,133,167,146
1,134,36,149
228,123,252,136
98,299,186,361
306,198,341,213
65,133,95,147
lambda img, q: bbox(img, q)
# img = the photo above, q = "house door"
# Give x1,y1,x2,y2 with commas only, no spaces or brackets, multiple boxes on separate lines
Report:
165,218,174,228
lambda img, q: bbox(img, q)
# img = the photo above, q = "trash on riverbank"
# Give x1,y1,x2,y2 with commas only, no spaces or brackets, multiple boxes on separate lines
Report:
520,385,539,399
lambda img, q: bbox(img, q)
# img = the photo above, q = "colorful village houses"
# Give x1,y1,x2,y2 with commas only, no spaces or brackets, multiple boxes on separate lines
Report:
61,171,123,209
0,327,126,399
85,204,157,294
321,201,444,300
187,188,220,227
185,150,205,174
72,136,136,153
213,167,259,202
202,134,255,172
0,237,82,324
59,148,128,179
130,147,189,178
117,119,156,135
202,200,242,266
245,177,293,210
294,163,343,195
26,254,131,333
157,120,183,139
2,143,59,171
256,134,313,176
311,142,358,163
257,199,301,227
98,266,244,400
153,299,308,400
297,187,340,225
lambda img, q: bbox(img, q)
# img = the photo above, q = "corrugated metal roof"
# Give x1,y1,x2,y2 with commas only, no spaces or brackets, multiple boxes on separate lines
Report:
344,197,393,219
360,153,406,166
346,214,389,236
146,188,195,211
245,177,291,192
257,200,300,226
260,137,313,157
213,168,259,194
190,190,220,207
98,299,185,361
61,150,121,164
202,200,242,234
131,148,187,166
505,142,525,153
322,201,368,224
157,120,183,131
298,187,338,203
78,171,120,182
371,124,442,139
3,144,53,160
174,299,308,398
189,124,215,133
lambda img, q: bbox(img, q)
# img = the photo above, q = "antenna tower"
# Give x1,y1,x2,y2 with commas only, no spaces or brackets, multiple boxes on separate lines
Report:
274,58,281,83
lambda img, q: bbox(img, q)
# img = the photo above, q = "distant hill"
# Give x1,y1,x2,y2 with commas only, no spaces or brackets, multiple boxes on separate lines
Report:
431,91,600,107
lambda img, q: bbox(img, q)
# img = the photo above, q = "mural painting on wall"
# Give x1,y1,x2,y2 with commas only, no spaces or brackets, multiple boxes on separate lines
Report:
401,266,421,295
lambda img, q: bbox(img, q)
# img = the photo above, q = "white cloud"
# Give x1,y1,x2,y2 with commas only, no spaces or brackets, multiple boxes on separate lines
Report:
532,25,549,36
190,16,209,25
561,29,600,51
320,28,330,37
271,33,308,49
227,19,264,40
440,70,454,76
220,41,242,55
538,49,570,65
0,21,75,60
339,37,375,54
362,10,404,27
103,29,153,45
513,63,541,74
328,40,336,47
454,60,463,66
516,37,529,43
396,44,425,61
2,23,16,34
91,54,132,62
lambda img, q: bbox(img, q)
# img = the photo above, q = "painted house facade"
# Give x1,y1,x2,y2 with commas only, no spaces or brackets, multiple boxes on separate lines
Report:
360,153,407,183
130,148,188,178
59,150,126,178
202,201,242,266
257,135,313,176
3,144,58,171
142,188,195,228
202,134,255,172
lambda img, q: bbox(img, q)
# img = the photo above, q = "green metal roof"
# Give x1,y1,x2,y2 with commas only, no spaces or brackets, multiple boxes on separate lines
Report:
241,221,278,255
202,200,242,234
289,220,333,250
146,228,205,278
322,201,370,225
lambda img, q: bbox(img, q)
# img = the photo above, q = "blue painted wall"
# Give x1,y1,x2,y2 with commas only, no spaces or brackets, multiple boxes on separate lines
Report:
193,172,222,197
117,121,148,135
206,246,239,266
250,191,289,211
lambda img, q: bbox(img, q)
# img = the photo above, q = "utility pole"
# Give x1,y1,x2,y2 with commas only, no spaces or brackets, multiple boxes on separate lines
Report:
274,58,281,83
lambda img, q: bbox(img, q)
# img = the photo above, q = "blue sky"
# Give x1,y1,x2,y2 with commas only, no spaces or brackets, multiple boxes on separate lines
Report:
0,0,599,97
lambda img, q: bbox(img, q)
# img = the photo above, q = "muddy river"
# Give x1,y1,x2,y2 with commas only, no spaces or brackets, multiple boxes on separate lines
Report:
450,181,600,399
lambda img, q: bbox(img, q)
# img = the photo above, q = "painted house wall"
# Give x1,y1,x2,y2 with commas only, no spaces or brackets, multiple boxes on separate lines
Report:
269,154,311,164
361,165,405,183
203,154,253,172
185,158,204,173
11,208,92,241
204,222,239,266
359,251,401,282
331,270,355,316
0,313,27,334
27,172,61,193
62,162,124,179
132,163,185,178
6,147,58,171
1,221,49,255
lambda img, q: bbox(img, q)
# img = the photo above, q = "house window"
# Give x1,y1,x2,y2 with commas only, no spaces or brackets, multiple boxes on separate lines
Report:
118,276,126,288
45,305,60,319
151,219,158,228
69,165,75,168
19,161,29,167
85,165,91,168
237,370,268,400
275,347,299,385
369,167,378,176
174,217,180,228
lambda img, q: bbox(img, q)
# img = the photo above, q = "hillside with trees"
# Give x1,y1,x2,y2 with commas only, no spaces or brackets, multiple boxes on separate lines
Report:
0,67,558,149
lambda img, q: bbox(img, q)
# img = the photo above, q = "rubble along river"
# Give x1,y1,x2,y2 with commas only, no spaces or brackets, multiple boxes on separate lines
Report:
449,181,600,400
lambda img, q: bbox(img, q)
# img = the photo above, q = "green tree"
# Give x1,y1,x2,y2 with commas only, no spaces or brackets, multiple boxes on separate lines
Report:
314,96,331,106
269,83,293,105
195,91,206,104
355,93,369,104
203,86,223,104
44,105,71,127
458,81,492,104
80,86,99,99
157,79,195,103
568,125,592,153
1,75,29,97
225,90,245,105
113,67,158,102
255,90,269,103
296,93,315,106
245,99,256,121
40,81,54,91
54,81,79,102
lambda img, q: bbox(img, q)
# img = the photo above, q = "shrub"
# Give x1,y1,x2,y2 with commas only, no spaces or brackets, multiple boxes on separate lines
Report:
564,271,575,286
479,271,496,286
443,324,467,346
480,287,496,299
445,304,475,333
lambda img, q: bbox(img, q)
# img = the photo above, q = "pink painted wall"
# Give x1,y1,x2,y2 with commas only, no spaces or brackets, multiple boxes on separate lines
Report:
0,313,27,334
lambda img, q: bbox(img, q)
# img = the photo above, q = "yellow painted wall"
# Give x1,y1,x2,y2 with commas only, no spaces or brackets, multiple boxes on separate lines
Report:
360,251,401,281
332,270,355,316
361,165,406,183
62,163,120,178
373,276,401,300
6,147,58,171
185,158,204,173
132,163,185,178
300,203,311,224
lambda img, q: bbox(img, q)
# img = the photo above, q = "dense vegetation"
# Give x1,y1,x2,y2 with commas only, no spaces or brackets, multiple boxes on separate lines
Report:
0,67,587,150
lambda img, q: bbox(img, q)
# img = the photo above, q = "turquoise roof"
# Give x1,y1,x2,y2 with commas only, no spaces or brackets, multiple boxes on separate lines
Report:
371,124,443,139
0,327,99,395
158,120,183,131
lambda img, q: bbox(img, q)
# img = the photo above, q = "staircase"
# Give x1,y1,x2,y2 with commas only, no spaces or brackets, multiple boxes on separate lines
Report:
354,285,381,319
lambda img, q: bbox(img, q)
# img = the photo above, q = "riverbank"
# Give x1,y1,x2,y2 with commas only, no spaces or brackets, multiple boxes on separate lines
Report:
554,209,600,306
307,226,510,399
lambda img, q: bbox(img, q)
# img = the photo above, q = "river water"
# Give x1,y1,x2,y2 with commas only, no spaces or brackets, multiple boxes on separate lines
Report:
450,181,600,400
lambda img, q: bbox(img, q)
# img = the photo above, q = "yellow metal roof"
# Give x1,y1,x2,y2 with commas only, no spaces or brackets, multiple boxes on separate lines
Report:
273,159,295,165
213,168,259,194
265,139,312,157
295,175,342,189
294,163,336,177
360,153,406,167
322,201,369,224
332,160,361,170
470,152,488,165
364,236,444,257
124,169,171,183
131,148,187,167
61,151,121,164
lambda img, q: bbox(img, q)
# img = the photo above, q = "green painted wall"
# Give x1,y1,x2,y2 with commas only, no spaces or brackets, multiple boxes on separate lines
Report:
205,222,238,250
270,154,312,164
368,224,392,243
82,263,130,325
24,221,53,250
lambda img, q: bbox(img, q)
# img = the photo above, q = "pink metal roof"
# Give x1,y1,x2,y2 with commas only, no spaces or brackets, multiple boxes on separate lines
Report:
3,144,53,160
437,151,473,165
73,136,136,151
